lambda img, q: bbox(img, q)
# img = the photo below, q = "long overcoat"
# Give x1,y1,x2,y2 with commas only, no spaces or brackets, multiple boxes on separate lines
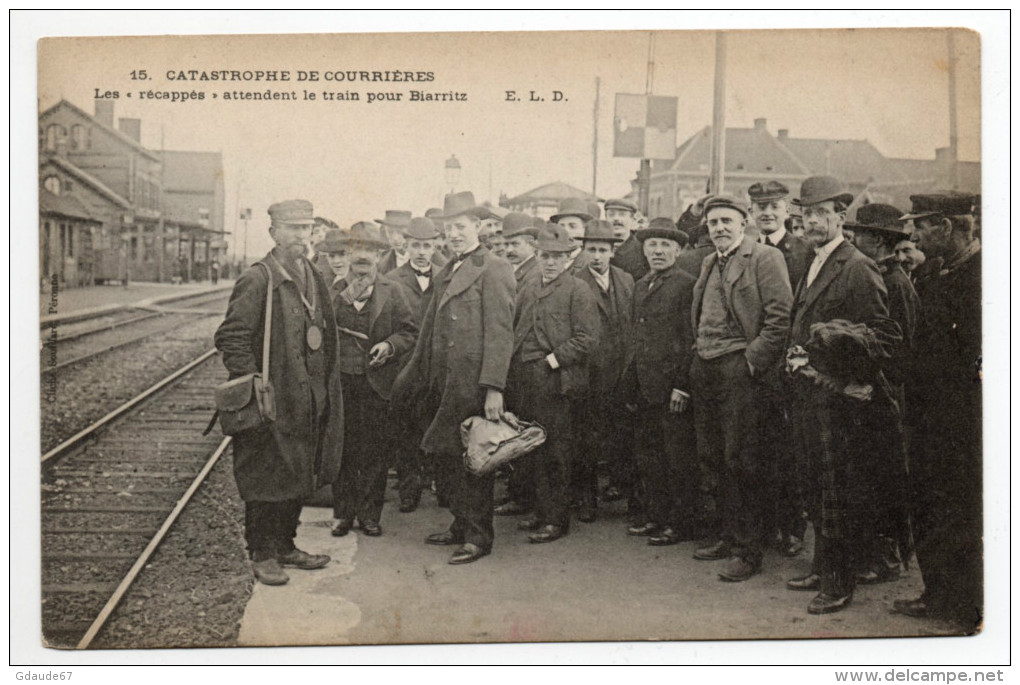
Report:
631,262,697,403
611,234,650,281
575,264,635,396
392,246,516,456
214,251,344,501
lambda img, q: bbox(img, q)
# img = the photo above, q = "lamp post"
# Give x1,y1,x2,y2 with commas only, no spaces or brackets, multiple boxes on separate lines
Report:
444,154,461,196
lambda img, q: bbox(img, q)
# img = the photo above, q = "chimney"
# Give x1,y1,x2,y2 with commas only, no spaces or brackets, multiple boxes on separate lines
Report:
778,129,789,141
754,117,767,132
94,99,114,127
119,117,141,144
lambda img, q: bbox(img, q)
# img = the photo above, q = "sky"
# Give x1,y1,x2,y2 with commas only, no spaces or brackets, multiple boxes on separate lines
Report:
36,21,981,258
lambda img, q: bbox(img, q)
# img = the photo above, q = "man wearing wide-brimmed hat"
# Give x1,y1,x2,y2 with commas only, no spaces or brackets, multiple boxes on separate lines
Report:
604,197,650,281
507,224,600,544
375,210,411,274
214,199,344,586
628,219,698,547
479,204,509,260
328,221,419,539
783,176,902,615
687,195,792,580
393,191,517,565
502,212,540,290
551,196,596,275
570,219,636,523
893,192,981,629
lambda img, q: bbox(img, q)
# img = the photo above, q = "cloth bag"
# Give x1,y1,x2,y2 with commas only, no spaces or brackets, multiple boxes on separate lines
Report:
461,412,546,476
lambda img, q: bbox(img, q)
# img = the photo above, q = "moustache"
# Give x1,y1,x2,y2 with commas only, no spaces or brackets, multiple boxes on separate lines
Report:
352,258,374,266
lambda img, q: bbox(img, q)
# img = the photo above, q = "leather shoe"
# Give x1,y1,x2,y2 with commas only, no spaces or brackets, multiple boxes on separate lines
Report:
331,518,352,537
781,535,804,557
425,529,463,546
648,527,681,546
718,556,761,582
786,573,821,591
528,524,566,544
892,597,929,618
694,540,731,560
857,567,900,585
360,521,382,537
449,543,489,565
494,501,530,516
807,591,853,615
516,516,541,531
252,558,289,586
399,498,419,513
627,522,660,536
278,548,330,570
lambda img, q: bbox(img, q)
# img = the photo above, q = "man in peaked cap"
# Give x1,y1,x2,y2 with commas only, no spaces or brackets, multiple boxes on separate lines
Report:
606,198,650,281
688,195,792,579
571,220,636,523
392,191,516,565
748,181,812,289
214,199,344,586
784,176,902,614
845,203,918,585
507,223,600,543
627,220,698,546
376,210,412,274
328,222,419,538
893,193,982,629
551,197,596,275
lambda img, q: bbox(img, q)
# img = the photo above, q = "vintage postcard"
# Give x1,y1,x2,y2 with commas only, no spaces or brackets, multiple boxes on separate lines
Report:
21,14,1005,669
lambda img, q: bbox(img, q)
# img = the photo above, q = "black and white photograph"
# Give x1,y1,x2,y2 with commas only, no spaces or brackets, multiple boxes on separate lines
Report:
13,10,1009,675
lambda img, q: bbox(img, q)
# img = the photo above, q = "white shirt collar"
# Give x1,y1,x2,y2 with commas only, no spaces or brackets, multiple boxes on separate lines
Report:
588,266,611,291
395,251,411,268
813,235,844,259
762,226,787,246
513,254,534,273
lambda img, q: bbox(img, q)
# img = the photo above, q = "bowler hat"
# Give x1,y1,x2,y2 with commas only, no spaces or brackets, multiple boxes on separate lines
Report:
550,197,595,223
900,193,977,221
375,210,412,229
793,176,854,208
268,199,315,225
747,181,790,203
439,191,488,220
314,228,348,254
502,212,538,239
636,219,687,246
845,204,911,238
342,221,390,251
704,195,750,219
580,219,624,244
403,217,441,241
425,207,443,219
535,224,576,253
604,197,639,214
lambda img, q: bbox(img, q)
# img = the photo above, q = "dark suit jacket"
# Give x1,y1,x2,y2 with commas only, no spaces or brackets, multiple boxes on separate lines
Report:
676,239,715,279
331,273,419,401
790,240,901,373
764,229,812,290
575,264,635,396
392,246,516,456
380,248,448,276
611,234,650,281
388,261,438,325
632,262,697,404
513,255,539,289
512,271,600,399
691,236,792,372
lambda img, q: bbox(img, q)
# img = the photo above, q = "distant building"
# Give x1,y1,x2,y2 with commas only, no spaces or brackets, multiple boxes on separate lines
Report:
39,189,102,288
38,99,226,285
500,181,600,220
631,117,980,219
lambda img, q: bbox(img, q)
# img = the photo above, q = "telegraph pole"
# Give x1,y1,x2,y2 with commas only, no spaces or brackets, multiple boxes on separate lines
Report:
709,32,728,195
592,76,600,198
946,29,960,189
638,33,655,216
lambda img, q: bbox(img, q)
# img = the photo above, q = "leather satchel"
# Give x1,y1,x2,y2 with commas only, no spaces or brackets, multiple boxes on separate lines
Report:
210,262,276,436
461,412,546,477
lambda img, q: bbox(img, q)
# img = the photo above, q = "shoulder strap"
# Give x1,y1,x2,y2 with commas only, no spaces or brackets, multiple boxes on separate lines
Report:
260,262,273,378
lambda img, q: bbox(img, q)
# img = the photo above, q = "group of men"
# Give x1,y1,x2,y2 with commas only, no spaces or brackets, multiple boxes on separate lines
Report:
214,175,981,629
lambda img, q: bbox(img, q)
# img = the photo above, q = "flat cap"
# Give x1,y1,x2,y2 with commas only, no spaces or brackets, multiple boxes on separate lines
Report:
747,181,790,202
704,194,750,219
268,199,315,225
604,197,639,214
900,193,977,221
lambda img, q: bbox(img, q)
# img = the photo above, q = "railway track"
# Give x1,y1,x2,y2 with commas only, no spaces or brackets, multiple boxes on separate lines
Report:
41,349,232,649
41,290,231,376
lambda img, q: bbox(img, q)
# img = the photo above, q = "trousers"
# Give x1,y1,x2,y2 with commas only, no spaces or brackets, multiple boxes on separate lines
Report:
332,373,391,524
244,499,303,561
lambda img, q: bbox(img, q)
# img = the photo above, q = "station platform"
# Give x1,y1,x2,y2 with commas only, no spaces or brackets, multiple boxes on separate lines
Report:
39,280,235,325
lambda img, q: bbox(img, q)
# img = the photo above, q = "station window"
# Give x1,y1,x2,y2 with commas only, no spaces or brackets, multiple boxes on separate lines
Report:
70,125,84,151
43,175,62,195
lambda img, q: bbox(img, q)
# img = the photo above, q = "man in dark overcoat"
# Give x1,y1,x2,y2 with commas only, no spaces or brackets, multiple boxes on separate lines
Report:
328,222,419,536
214,199,344,586
893,193,982,630
507,224,600,543
392,191,516,565
627,222,698,545
689,195,792,579
783,176,901,614
571,219,636,523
